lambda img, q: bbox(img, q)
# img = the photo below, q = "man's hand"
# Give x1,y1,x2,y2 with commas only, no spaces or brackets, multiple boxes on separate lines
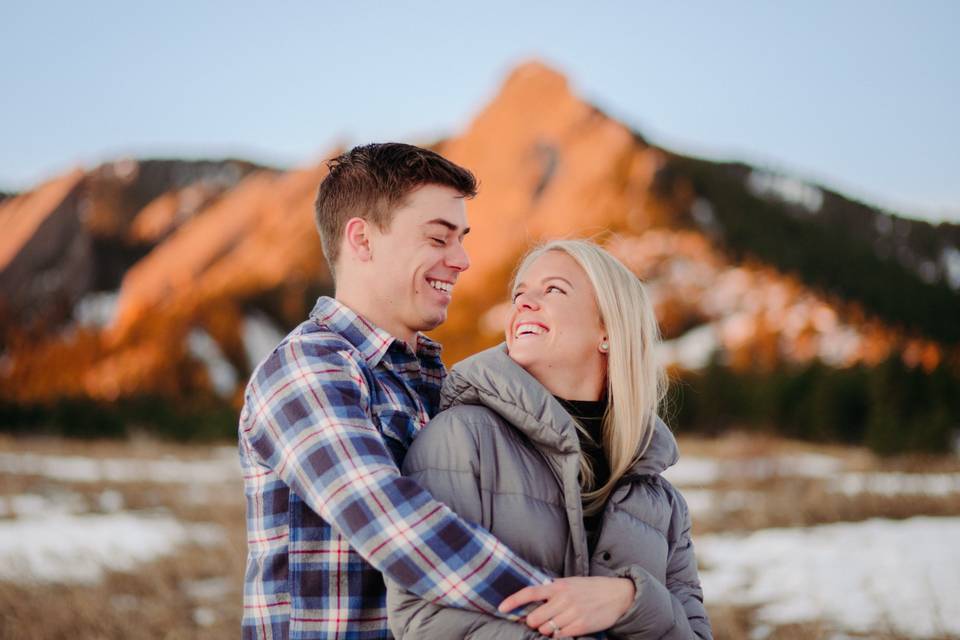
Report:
498,576,635,637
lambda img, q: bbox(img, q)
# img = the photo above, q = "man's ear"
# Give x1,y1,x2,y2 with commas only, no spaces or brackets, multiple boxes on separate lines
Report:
343,217,374,262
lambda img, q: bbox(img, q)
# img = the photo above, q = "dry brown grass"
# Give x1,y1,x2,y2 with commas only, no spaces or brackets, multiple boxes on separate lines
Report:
676,432,960,537
0,435,245,639
1,433,958,639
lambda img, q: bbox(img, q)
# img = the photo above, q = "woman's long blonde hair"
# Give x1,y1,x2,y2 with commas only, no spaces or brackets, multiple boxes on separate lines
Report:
512,239,666,515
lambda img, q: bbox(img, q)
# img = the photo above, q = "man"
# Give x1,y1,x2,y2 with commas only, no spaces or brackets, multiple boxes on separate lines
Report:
240,143,634,639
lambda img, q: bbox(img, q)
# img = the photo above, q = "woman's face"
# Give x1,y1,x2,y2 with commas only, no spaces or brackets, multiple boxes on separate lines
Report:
505,251,606,390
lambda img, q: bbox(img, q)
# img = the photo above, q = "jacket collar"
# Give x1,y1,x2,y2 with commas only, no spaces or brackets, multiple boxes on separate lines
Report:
441,343,678,475
310,296,442,369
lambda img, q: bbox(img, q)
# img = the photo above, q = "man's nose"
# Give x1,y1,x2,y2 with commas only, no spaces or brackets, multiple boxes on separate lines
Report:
446,241,470,272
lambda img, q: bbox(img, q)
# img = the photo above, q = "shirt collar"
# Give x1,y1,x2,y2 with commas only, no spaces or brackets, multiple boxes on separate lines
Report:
309,296,442,368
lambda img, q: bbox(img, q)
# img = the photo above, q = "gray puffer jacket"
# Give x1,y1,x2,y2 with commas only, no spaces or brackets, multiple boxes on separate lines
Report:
387,345,711,639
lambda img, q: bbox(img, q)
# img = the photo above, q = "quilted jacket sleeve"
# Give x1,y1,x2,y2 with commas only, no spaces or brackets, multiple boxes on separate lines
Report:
607,486,712,639
385,408,545,639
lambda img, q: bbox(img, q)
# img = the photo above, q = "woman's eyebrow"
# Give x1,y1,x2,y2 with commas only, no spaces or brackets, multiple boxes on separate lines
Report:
542,276,574,288
511,275,574,297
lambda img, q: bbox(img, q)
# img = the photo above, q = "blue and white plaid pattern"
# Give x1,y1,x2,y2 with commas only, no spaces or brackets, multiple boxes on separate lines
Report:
240,297,550,639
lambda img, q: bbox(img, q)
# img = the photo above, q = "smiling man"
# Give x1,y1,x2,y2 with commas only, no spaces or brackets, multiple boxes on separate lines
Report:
238,143,559,639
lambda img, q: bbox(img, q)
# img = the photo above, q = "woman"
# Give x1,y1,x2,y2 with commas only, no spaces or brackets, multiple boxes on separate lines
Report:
387,240,711,639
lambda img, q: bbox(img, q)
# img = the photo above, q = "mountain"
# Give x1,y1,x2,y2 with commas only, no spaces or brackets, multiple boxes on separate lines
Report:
1,62,958,445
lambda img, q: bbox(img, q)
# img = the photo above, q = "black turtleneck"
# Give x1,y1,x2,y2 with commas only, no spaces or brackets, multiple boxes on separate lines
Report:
554,396,611,554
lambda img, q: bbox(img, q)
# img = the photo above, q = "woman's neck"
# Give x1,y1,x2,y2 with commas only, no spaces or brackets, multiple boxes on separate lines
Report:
534,366,605,401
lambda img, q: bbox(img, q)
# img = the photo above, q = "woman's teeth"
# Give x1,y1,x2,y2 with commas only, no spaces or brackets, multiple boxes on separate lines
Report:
515,323,547,338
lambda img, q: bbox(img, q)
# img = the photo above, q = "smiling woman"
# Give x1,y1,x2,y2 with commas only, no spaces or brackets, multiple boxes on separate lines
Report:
387,239,711,639
508,250,608,403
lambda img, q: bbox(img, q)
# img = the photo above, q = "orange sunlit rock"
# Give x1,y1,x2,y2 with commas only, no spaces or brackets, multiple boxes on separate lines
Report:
0,61,954,404
0,169,85,271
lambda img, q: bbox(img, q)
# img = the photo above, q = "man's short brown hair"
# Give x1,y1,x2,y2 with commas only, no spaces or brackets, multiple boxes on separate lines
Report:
314,143,477,274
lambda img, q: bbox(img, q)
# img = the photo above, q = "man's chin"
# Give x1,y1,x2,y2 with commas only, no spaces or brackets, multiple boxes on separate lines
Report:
419,310,447,333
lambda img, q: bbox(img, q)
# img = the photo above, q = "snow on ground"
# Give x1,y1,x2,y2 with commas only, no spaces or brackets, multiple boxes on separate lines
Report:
664,453,845,487
0,448,240,484
740,453,844,479
696,516,960,638
663,457,722,486
830,472,960,497
0,509,222,583
679,489,766,519
677,489,715,516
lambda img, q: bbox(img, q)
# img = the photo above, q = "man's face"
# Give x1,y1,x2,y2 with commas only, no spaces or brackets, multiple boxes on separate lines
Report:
366,184,470,340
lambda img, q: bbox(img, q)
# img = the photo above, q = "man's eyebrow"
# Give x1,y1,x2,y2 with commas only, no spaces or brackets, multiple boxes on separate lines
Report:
425,218,470,235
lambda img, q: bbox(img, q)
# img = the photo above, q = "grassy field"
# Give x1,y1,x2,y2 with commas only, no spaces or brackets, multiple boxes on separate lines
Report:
0,433,958,639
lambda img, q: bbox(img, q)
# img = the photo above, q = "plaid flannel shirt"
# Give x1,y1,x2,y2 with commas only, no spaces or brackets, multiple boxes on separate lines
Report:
240,297,551,639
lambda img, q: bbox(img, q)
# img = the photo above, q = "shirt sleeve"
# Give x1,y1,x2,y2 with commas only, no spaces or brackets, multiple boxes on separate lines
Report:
241,332,552,618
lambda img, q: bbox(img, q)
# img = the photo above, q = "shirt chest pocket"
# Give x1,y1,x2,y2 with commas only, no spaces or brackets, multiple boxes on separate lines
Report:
373,408,421,464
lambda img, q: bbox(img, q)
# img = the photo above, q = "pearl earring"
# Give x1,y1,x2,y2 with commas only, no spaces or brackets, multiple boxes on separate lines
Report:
599,341,609,353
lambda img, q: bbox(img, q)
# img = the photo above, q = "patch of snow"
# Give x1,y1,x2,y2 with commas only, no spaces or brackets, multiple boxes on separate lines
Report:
2,492,86,517
110,158,139,181
829,472,960,497
193,607,218,627
187,328,237,398
673,489,768,519
746,453,844,479
918,260,938,284
0,511,222,583
874,214,893,236
98,490,125,512
242,311,286,369
941,246,960,290
691,198,719,232
183,576,232,601
658,324,718,371
73,291,119,328
697,516,960,637
664,457,722,487
110,593,139,612
665,454,844,487
678,489,715,517
747,170,824,213
0,452,240,484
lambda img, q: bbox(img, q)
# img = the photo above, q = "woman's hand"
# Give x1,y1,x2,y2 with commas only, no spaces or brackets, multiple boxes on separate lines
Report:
498,576,635,637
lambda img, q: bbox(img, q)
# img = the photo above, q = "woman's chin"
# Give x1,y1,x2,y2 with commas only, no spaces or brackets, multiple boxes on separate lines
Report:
506,341,535,364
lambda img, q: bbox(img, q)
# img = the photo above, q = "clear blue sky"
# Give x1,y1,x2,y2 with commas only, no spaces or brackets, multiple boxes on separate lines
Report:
2,1,958,222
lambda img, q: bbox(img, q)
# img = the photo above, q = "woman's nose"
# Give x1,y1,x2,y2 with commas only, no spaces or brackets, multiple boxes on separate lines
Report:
515,292,540,310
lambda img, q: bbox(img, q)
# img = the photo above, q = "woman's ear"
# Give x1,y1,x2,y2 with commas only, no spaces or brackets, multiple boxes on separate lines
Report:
343,217,373,262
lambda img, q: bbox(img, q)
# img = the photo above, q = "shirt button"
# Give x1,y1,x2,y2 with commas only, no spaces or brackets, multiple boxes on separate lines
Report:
601,551,612,562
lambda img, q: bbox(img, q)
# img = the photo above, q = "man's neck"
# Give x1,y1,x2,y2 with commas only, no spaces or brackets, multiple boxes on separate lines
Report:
333,288,417,351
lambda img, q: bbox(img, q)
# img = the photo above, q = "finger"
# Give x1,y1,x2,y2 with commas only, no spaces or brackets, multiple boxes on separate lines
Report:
525,598,568,629
537,619,559,637
498,583,552,613
537,609,578,638
541,614,581,639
